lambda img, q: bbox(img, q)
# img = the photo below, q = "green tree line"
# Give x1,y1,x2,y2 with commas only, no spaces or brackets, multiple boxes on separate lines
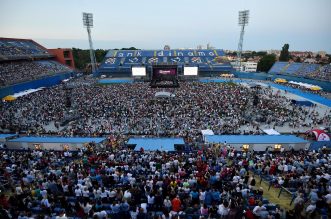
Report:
72,47,138,70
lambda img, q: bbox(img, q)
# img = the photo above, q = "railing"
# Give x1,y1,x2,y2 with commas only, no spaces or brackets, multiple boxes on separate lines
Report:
252,168,297,206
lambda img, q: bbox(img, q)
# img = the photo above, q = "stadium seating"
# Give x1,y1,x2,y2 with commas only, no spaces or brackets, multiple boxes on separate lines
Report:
0,61,71,86
283,63,302,74
268,62,288,73
0,38,50,58
307,64,331,81
296,63,320,76
269,62,330,82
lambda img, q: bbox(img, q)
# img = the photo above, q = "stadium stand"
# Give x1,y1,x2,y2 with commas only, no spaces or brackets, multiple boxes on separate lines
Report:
269,62,331,82
98,49,233,77
268,62,288,74
0,38,73,87
283,63,302,74
0,37,52,59
296,63,320,76
307,64,331,82
0,61,71,86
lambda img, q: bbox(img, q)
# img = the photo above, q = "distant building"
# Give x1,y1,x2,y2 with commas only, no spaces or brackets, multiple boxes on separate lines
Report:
304,58,316,64
207,43,215,50
317,51,326,57
243,62,258,72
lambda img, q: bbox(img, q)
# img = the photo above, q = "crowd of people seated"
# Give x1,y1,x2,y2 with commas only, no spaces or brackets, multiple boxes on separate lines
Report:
251,149,331,218
0,61,70,86
307,65,331,82
4,143,324,218
279,83,330,98
1,80,330,141
0,40,49,57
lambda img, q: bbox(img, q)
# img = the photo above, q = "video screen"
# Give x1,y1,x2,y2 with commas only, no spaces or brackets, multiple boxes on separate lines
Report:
132,67,146,76
184,67,198,76
153,68,177,76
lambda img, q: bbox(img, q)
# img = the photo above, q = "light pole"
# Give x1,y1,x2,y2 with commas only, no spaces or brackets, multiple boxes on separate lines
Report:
83,12,97,74
236,10,249,71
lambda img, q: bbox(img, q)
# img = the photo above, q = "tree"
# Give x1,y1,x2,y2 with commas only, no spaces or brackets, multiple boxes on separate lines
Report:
315,54,321,60
279,44,290,61
121,47,139,50
257,54,276,72
95,49,108,63
257,51,267,56
295,57,301,63
326,54,331,63
72,48,108,70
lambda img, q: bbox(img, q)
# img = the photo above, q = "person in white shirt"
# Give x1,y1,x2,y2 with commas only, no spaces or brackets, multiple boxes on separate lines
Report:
123,189,132,202
55,210,68,219
253,202,267,217
199,189,206,204
75,187,82,197
41,197,51,208
147,194,155,208
81,201,93,215
16,186,23,195
217,201,229,216
163,196,172,211
305,201,316,214
40,189,47,198
93,210,107,219
324,191,331,204
293,193,304,206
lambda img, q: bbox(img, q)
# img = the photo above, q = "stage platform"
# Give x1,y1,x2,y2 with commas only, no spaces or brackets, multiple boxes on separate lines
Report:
204,135,309,151
7,136,107,150
127,137,185,151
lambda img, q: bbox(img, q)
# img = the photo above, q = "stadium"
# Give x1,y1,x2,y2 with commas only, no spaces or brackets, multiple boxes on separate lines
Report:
0,1,331,219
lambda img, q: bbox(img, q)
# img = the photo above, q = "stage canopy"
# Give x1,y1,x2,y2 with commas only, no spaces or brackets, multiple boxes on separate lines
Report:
263,129,281,135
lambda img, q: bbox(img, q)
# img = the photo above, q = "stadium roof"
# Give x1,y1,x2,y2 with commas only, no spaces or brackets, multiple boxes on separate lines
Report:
205,135,308,144
8,136,106,144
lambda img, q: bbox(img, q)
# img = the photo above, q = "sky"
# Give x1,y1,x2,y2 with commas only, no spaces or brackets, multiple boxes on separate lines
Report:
0,0,330,52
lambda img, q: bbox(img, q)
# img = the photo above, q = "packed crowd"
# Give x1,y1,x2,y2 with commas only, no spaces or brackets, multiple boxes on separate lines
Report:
251,149,331,218
280,83,330,98
307,64,331,82
0,61,70,86
0,40,49,57
1,80,330,142
1,143,316,219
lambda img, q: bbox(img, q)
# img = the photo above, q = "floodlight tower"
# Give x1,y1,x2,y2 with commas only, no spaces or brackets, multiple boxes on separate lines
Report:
83,12,97,74
236,10,249,70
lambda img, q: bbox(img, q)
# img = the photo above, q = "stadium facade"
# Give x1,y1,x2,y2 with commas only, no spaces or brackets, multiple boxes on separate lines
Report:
98,49,233,77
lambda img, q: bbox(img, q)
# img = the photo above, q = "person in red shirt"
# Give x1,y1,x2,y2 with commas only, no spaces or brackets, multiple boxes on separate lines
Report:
244,208,255,219
171,195,181,212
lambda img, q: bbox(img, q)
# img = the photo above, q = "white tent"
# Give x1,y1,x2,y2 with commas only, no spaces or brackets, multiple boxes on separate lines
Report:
155,92,175,98
201,129,214,141
263,129,281,135
288,81,322,90
12,87,45,98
